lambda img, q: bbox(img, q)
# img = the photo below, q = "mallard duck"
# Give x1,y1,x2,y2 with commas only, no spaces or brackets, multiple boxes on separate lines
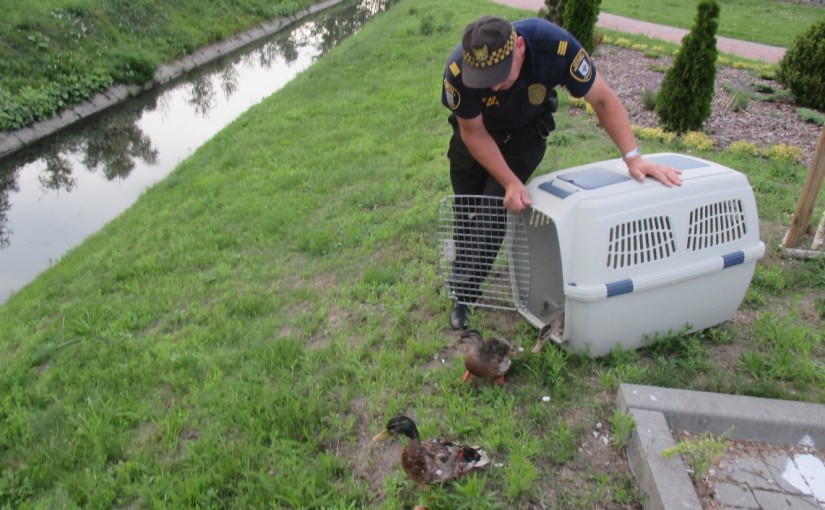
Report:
459,329,512,385
372,415,489,486
532,313,564,354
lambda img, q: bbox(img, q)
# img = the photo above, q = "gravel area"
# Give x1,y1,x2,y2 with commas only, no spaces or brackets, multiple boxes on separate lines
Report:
592,45,822,167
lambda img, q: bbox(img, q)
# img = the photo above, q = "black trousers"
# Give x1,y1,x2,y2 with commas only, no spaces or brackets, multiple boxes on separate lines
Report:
447,118,547,302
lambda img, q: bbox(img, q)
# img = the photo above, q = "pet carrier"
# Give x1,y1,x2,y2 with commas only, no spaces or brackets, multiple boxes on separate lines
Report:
437,153,765,357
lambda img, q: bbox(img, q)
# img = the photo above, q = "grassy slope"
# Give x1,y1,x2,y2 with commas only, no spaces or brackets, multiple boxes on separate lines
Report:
0,0,823,508
599,0,825,48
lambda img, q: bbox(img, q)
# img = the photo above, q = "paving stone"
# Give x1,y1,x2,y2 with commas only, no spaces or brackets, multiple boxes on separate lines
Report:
764,454,813,497
726,455,778,490
716,483,759,509
789,454,825,503
784,494,822,510
753,489,792,509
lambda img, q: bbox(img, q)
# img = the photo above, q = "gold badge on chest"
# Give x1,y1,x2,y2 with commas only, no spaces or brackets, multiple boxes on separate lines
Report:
528,84,547,105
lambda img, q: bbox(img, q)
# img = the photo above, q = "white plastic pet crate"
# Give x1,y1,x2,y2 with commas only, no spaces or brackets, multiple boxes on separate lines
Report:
437,153,765,357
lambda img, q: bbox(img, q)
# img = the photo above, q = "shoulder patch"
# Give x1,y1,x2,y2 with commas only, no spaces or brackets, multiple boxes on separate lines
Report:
570,49,592,83
449,61,461,77
557,40,568,56
444,78,461,111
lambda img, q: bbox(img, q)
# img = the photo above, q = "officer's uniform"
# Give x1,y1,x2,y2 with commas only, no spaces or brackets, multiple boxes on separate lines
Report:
440,17,597,307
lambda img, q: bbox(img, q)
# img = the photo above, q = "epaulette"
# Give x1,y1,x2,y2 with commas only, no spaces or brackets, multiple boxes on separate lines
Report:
448,59,462,78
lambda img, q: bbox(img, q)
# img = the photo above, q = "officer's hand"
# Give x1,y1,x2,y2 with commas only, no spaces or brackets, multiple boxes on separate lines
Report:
627,158,682,187
503,182,533,213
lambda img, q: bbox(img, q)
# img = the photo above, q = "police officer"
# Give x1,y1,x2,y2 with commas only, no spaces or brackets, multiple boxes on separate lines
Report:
443,15,683,330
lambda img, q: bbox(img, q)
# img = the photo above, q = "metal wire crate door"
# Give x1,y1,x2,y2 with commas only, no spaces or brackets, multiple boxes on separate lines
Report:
436,195,530,310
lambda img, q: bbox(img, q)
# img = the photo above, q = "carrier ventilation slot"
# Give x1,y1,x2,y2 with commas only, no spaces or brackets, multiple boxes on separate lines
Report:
606,216,676,269
687,199,746,251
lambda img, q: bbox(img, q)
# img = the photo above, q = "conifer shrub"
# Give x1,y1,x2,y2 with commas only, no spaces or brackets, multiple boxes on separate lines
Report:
777,19,825,111
655,0,720,132
540,0,567,27
563,0,601,55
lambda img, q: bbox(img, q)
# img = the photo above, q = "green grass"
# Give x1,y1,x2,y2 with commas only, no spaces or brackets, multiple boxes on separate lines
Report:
599,0,825,48
1,0,824,508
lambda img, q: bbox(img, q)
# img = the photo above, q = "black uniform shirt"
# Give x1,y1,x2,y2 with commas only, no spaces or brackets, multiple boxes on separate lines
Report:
442,18,597,134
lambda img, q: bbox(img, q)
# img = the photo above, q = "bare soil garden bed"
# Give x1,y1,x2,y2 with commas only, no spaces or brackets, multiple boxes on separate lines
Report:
592,45,822,168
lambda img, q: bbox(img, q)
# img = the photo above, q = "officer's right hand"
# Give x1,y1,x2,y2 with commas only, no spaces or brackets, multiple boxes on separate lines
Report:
503,182,533,213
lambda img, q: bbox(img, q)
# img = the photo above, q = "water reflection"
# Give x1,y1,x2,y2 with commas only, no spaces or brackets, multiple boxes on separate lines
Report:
0,0,395,303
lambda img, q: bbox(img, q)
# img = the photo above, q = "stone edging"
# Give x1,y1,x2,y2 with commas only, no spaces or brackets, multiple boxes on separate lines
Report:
615,383,825,510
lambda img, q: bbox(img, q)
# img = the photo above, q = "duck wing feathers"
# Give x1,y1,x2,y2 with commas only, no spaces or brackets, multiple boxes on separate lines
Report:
401,439,490,484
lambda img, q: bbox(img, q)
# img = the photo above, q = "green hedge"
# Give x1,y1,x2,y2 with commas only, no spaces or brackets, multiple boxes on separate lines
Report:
777,18,825,112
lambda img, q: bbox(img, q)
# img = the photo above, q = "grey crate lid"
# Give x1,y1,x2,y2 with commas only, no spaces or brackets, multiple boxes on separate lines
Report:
558,167,631,190
646,154,710,170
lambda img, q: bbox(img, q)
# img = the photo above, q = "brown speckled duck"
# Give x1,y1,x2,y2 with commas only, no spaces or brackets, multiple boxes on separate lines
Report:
459,329,512,385
372,415,490,486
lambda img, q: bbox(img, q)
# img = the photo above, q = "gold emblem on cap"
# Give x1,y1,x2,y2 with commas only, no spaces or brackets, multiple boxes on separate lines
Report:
472,45,489,63
463,28,516,69
528,84,547,105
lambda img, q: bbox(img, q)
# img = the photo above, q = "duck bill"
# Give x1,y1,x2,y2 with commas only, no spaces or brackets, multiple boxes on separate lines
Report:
372,430,392,442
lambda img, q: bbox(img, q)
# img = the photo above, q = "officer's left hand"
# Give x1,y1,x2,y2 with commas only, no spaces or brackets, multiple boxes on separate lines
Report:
503,181,533,213
626,158,682,187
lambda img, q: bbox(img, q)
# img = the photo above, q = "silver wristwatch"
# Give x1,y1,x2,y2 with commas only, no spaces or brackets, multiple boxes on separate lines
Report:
622,147,642,162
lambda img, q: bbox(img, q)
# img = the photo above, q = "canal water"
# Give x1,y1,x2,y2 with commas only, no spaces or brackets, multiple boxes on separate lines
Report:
0,0,394,305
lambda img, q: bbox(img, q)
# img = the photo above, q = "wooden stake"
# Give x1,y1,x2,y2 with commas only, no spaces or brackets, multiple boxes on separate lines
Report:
813,209,825,250
783,125,825,248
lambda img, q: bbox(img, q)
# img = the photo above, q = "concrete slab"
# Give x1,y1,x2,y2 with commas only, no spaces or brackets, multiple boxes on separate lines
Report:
724,456,777,491
716,482,759,508
616,384,825,510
